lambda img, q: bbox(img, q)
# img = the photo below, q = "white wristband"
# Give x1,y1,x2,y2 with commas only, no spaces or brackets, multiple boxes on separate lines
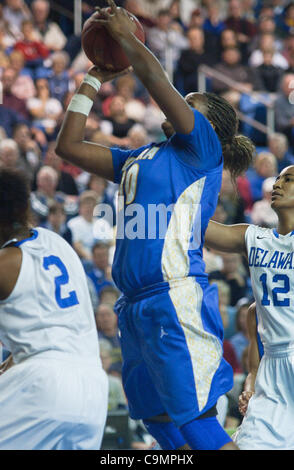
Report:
67,94,94,116
83,73,102,92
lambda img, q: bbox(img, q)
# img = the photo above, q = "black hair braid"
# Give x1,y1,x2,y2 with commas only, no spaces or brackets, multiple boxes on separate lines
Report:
204,92,255,180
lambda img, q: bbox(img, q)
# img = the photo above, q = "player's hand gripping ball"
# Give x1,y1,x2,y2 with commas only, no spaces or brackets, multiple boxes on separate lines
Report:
81,6,145,72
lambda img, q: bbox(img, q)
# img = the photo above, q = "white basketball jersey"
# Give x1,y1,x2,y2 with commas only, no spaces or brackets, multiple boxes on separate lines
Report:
245,225,294,348
0,227,101,366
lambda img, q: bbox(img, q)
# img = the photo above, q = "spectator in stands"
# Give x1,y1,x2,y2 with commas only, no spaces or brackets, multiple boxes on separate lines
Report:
0,101,26,137
251,46,284,93
127,124,148,150
228,300,251,365
87,173,116,227
249,33,289,69
2,66,30,119
217,27,246,65
100,95,135,147
225,0,257,45
211,46,258,94
42,200,73,245
0,138,21,169
12,122,41,180
43,141,79,196
203,3,225,36
209,252,248,307
99,285,121,308
45,51,70,104
188,8,205,29
146,8,188,69
250,176,278,228
268,132,294,172
3,0,31,33
99,339,127,410
67,190,113,264
274,73,294,148
14,18,50,70
31,0,67,51
142,96,165,142
9,50,36,98
114,74,146,123
87,241,113,297
169,0,186,32
26,77,63,138
213,279,242,373
95,303,122,373
67,190,99,263
276,1,294,38
246,151,278,202
174,26,211,95
219,169,246,224
0,4,21,47
249,14,283,55
30,165,68,224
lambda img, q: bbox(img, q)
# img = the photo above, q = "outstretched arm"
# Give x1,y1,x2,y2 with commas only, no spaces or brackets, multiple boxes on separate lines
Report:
95,0,194,135
205,220,249,255
238,303,260,416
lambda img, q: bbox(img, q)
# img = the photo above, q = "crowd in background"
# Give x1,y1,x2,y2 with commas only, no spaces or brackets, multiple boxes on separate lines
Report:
1,0,294,447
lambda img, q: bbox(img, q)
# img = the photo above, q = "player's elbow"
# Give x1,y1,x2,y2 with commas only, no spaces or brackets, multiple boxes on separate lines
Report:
55,137,71,160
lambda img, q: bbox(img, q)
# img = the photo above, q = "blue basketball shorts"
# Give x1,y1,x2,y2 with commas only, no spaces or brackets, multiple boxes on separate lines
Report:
115,278,233,428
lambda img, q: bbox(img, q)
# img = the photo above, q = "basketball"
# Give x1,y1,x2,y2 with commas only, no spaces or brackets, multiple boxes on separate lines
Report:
81,9,146,72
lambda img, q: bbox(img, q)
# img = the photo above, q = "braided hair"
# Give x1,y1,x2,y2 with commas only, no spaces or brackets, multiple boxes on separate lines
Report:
203,92,255,180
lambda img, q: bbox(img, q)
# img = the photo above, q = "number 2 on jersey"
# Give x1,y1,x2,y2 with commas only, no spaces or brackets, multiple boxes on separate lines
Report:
43,255,79,309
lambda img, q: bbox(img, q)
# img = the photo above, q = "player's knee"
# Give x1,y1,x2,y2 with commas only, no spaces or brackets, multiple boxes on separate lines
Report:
143,415,186,450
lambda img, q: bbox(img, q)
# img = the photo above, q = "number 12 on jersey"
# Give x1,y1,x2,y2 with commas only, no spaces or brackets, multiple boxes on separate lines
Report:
259,273,290,307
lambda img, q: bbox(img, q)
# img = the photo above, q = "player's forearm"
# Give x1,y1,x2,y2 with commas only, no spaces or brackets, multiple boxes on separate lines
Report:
118,32,167,85
244,371,257,393
117,32,193,134
205,221,247,253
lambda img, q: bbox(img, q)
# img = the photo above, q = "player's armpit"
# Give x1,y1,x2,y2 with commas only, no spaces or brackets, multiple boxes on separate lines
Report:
205,221,249,255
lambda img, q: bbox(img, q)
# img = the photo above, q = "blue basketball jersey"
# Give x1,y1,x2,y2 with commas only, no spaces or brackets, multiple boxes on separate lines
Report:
111,109,223,296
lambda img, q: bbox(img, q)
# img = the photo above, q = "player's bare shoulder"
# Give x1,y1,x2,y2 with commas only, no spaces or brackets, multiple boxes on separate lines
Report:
0,247,22,301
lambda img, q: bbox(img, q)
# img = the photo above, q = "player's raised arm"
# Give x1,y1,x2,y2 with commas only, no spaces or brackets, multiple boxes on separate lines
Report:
56,67,129,181
205,220,249,255
95,0,194,135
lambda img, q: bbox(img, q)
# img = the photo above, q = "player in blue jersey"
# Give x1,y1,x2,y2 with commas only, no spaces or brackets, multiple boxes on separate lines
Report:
205,165,294,449
56,0,255,450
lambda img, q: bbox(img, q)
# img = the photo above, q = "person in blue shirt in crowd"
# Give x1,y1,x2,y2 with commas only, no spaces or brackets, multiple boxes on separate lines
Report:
56,0,255,451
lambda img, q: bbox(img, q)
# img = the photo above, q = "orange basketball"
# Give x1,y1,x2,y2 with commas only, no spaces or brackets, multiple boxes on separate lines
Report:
81,9,145,72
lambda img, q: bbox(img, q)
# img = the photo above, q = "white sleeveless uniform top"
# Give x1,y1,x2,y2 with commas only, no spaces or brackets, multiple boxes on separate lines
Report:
234,225,294,449
245,224,294,350
0,227,102,366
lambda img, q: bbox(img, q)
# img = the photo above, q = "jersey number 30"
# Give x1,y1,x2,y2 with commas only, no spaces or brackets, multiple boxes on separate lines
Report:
43,255,79,309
